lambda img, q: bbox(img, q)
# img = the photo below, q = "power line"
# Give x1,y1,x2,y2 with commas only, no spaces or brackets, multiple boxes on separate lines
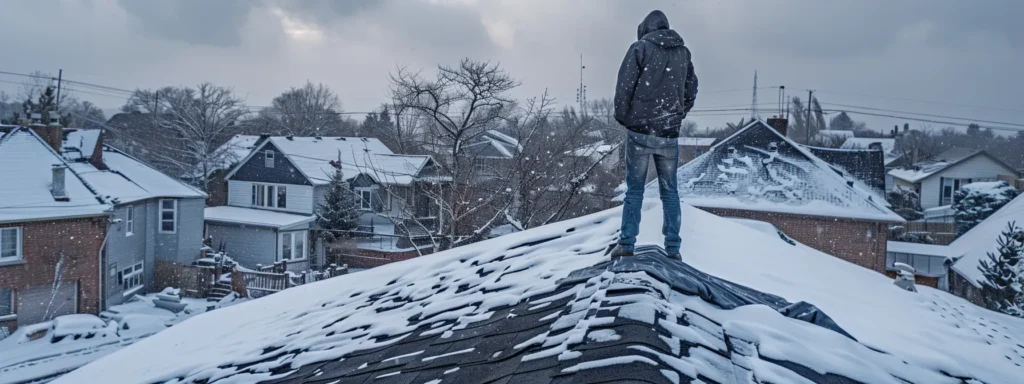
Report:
821,102,1024,129
821,109,1024,133
797,87,1024,115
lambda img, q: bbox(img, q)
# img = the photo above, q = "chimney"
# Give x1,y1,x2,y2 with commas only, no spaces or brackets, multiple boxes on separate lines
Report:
868,142,883,151
90,130,107,170
52,164,69,201
31,123,64,153
766,116,788,137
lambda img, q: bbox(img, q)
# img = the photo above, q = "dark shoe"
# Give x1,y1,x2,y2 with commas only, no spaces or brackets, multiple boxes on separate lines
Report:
665,252,681,261
607,244,634,257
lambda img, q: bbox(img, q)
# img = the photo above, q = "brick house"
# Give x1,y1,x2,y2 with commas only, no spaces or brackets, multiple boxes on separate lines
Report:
0,126,111,334
674,120,904,273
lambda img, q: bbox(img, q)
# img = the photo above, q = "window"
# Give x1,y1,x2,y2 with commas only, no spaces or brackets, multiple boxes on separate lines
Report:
265,150,275,168
118,262,144,294
358,188,373,211
0,288,12,317
940,178,975,206
695,149,705,157
160,199,177,233
279,231,307,261
0,227,22,261
125,205,134,236
251,183,286,209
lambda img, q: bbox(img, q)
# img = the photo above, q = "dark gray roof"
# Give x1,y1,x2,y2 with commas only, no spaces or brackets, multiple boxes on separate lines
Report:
805,145,887,195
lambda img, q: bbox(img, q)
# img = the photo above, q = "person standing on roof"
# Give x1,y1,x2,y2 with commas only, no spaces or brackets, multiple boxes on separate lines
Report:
610,10,698,259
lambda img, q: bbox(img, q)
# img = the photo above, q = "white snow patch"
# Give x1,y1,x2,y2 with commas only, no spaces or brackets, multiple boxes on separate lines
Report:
561,355,658,373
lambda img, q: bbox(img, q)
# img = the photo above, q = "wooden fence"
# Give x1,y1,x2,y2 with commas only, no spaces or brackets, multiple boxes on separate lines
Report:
232,264,349,298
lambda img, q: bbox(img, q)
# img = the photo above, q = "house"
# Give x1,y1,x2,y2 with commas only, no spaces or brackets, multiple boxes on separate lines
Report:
60,128,207,308
805,145,887,196
889,147,1020,215
676,136,715,164
673,120,904,273
565,140,619,171
59,201,1024,384
945,193,1024,305
0,126,110,333
209,136,445,271
203,134,263,206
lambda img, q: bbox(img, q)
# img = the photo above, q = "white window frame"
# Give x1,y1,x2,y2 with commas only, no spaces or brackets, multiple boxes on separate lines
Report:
251,183,288,209
265,150,275,168
120,262,144,296
940,178,973,206
0,227,23,262
357,188,373,211
159,199,177,234
278,230,308,261
125,205,135,236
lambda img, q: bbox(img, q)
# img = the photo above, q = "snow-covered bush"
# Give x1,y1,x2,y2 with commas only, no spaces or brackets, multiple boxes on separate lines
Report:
954,181,1019,236
889,225,935,244
886,187,923,221
978,222,1024,318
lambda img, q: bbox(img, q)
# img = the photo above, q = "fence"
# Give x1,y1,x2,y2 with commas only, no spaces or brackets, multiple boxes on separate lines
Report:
901,222,958,245
232,263,349,298
153,260,218,298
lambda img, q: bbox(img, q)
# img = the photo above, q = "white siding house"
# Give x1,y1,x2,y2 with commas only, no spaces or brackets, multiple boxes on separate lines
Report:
889,148,1019,210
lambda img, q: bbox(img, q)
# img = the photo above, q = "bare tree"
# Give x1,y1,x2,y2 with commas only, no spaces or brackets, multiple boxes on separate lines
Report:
142,83,248,191
894,125,940,166
254,81,347,136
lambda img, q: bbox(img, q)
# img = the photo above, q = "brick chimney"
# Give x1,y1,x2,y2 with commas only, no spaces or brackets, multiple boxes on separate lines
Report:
766,117,788,137
89,130,107,170
32,123,64,153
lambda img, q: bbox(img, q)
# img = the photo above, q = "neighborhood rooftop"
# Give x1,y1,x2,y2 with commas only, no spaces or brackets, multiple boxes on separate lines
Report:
55,203,1024,384
0,128,109,223
204,205,314,230
672,120,902,222
889,147,993,183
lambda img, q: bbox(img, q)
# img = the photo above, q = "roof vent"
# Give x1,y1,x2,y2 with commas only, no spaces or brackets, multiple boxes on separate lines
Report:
767,142,779,152
361,138,368,142
314,136,322,140
286,135,294,141
51,164,69,202
337,137,346,141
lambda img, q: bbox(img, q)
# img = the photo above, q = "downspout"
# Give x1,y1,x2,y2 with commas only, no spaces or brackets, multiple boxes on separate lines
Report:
98,217,115,311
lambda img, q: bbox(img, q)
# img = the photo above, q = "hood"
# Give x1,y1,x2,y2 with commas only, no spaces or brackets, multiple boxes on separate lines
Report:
637,10,685,47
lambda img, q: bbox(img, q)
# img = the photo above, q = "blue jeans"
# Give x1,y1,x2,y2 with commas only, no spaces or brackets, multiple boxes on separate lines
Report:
619,131,682,254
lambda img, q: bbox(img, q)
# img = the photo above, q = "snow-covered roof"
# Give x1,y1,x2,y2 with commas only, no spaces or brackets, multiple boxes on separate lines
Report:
59,129,205,205
950,193,1024,287
676,137,716,147
674,120,903,222
0,129,109,223
204,206,314,230
886,241,961,258
214,134,262,171
888,147,1012,183
566,141,615,158
817,130,855,139
230,136,434,186
57,202,1024,384
841,137,895,154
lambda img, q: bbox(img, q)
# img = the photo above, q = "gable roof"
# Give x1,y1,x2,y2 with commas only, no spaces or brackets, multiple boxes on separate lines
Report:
0,128,109,223
674,120,902,222
949,193,1024,287
226,136,435,186
60,129,206,205
57,203,1024,384
805,145,887,195
211,134,263,173
888,147,1019,183
841,137,895,154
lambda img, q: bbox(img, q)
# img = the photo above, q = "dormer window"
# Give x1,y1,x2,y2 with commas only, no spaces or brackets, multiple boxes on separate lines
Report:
265,150,275,168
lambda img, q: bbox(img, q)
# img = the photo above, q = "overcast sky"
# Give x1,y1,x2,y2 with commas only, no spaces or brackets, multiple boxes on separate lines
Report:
2,0,1022,134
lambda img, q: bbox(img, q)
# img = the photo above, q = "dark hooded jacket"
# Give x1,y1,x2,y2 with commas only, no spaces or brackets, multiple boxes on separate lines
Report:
614,10,698,138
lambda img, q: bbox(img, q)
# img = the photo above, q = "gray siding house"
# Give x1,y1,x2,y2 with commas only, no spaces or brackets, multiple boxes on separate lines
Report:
63,129,206,307
211,136,444,270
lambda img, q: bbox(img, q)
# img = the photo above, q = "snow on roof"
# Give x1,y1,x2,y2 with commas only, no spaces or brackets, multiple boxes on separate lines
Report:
485,129,521,149
676,137,716,147
817,130,855,138
950,193,1024,287
886,241,961,258
0,129,109,223
673,120,903,222
841,137,895,154
888,147,988,183
204,206,314,230
242,136,431,186
57,202,1024,384
215,134,262,171
567,141,615,158
61,128,101,161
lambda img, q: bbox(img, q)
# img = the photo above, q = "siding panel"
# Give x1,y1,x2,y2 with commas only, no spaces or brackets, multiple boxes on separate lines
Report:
920,155,1017,208
104,203,151,306
230,143,310,186
206,223,277,269
228,180,252,207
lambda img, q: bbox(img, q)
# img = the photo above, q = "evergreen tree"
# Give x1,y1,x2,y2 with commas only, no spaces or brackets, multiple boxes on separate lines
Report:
954,181,1020,236
316,163,361,242
886,187,924,221
978,222,1024,317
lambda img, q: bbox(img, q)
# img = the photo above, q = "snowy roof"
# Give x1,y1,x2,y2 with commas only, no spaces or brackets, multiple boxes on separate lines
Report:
841,137,895,154
204,206,314,230
61,128,101,161
816,130,855,139
805,145,887,195
227,136,436,186
950,193,1024,287
465,130,522,159
58,129,205,204
888,147,1015,183
58,203,1024,384
567,141,615,158
0,129,109,223
676,137,716,147
886,241,961,258
674,120,903,222
213,134,263,172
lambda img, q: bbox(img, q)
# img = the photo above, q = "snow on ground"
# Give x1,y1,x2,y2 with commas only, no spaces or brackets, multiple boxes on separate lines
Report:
55,199,1024,383
0,291,247,384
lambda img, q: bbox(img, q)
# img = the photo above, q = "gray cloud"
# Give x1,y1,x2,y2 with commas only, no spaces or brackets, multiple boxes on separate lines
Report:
118,0,256,47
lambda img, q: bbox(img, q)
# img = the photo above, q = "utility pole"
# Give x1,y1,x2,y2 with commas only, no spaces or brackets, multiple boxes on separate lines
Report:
805,89,814,144
750,70,758,120
576,54,586,115
55,69,63,111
